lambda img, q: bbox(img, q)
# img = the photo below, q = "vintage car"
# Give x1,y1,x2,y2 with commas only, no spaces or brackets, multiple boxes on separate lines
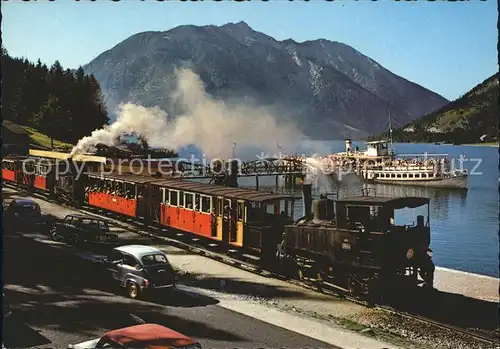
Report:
68,323,201,349
3,198,47,233
50,214,118,246
101,245,176,299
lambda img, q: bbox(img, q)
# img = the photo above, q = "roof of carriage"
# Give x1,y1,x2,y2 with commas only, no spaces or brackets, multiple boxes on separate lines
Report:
85,172,294,202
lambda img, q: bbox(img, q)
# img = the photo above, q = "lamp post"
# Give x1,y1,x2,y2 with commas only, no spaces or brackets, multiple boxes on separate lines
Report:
232,142,236,159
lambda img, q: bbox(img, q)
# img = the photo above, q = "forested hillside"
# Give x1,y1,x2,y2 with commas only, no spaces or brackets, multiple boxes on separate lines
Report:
372,73,499,144
1,45,109,145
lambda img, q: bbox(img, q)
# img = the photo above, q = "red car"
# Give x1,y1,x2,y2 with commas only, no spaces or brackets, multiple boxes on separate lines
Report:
68,323,201,349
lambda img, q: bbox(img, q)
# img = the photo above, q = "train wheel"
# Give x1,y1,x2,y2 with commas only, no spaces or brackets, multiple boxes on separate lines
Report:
348,271,373,297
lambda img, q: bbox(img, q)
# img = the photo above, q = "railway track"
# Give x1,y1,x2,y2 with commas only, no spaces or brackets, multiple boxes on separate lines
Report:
5,183,499,348
376,305,499,347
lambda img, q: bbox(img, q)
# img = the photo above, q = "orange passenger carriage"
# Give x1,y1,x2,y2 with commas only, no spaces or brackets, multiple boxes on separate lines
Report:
1,158,19,183
1,156,58,193
148,180,297,260
84,172,157,218
81,171,297,261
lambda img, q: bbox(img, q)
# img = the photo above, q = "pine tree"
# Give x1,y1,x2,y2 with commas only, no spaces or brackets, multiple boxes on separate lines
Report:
33,95,64,149
2,52,110,145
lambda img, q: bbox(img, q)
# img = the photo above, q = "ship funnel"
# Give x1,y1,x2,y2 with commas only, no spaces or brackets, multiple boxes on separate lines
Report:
345,138,352,153
302,183,312,217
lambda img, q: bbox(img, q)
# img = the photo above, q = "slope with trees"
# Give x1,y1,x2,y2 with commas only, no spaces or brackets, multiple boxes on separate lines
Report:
1,45,109,149
372,73,499,144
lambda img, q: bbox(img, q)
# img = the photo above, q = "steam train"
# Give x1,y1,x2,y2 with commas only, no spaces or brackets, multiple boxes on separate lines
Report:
2,151,435,299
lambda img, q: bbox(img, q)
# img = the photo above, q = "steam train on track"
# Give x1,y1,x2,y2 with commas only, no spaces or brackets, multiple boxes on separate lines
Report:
2,151,435,299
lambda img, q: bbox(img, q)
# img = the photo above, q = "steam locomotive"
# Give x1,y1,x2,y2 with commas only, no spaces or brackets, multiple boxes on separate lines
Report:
2,151,435,299
279,184,435,297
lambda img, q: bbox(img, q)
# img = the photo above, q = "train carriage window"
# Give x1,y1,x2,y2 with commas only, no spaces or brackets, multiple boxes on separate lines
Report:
194,194,201,211
223,199,231,217
114,181,123,196
237,201,244,222
266,204,275,214
179,191,184,207
201,195,212,213
185,192,194,209
169,190,178,206
216,197,223,215
128,183,137,199
137,185,145,198
97,178,104,191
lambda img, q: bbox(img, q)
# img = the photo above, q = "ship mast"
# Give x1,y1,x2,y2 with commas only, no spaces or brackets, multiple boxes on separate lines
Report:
388,109,393,154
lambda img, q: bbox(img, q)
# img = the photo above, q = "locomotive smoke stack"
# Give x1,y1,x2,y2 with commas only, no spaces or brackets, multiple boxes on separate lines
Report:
302,183,313,217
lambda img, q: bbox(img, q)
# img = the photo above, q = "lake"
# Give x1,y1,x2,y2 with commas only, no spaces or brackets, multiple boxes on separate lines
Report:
180,141,499,278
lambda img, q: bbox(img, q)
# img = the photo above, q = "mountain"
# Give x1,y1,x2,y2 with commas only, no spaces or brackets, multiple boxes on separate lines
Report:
382,73,498,144
82,21,448,140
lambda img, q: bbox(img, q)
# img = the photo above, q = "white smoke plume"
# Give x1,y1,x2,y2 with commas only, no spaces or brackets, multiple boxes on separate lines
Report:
70,68,303,159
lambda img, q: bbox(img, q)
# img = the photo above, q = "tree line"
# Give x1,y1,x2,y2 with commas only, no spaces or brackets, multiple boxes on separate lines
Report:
1,45,109,146
371,73,499,144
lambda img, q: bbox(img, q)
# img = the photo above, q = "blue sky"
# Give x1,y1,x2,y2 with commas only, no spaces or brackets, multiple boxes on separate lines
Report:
2,0,497,101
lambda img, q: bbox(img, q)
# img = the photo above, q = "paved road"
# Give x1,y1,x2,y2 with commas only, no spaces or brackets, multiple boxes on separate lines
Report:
3,228,335,349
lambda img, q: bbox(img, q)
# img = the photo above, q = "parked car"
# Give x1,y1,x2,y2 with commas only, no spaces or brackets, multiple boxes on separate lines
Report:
68,323,201,349
50,214,118,246
3,199,46,233
100,245,176,299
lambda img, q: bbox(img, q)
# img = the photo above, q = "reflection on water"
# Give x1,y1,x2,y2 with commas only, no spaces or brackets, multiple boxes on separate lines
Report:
364,184,467,221
280,181,467,223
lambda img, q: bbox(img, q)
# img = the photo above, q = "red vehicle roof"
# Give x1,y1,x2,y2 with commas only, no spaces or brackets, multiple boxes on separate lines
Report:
103,324,198,348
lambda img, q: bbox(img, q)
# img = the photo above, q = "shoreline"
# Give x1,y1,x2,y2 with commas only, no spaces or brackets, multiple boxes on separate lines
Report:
461,142,498,147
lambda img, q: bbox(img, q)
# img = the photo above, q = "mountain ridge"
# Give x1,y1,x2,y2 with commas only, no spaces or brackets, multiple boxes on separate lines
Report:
83,21,448,140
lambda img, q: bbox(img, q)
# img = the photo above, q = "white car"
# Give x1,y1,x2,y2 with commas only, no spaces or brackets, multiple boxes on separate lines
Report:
68,323,201,349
